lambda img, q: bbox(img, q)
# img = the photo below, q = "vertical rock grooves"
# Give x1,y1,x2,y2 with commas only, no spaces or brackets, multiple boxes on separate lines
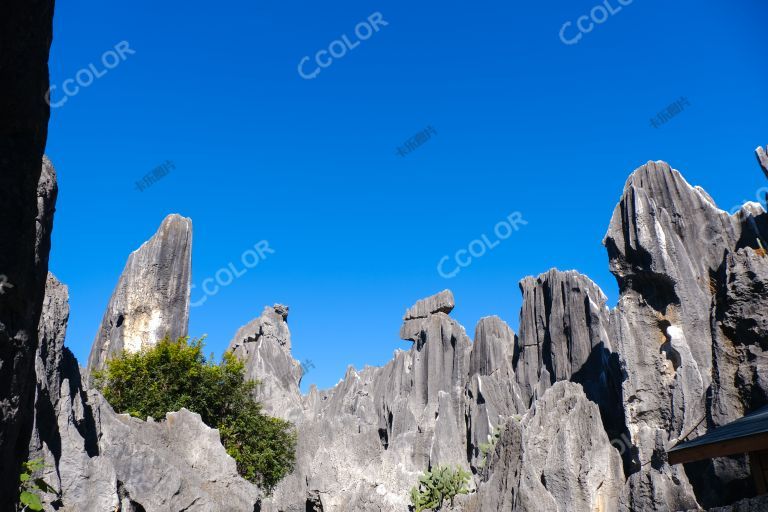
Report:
87,214,192,375
0,0,56,503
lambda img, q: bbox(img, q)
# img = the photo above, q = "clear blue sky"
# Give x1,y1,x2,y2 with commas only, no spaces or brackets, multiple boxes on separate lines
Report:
46,0,768,391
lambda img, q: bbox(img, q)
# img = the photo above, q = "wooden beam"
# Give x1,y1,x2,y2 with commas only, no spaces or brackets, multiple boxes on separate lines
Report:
668,431,768,465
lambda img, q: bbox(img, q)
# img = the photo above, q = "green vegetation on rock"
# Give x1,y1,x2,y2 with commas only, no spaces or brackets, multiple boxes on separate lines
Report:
94,336,296,494
409,465,471,511
18,459,57,511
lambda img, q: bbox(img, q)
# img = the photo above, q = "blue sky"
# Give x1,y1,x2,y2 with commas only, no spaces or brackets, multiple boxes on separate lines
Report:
46,1,768,391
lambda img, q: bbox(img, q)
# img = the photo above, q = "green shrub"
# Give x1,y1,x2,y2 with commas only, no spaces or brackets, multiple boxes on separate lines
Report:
18,458,57,511
409,465,471,511
94,336,296,494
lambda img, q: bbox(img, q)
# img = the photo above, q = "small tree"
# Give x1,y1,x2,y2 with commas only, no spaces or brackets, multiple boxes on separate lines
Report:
410,465,471,511
95,336,296,494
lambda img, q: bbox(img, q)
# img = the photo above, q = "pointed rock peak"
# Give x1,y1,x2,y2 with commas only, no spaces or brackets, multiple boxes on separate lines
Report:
137,214,192,251
87,213,193,374
228,303,292,353
403,289,455,320
757,145,768,179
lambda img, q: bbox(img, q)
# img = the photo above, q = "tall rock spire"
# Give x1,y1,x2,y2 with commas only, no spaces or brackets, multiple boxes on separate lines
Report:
87,214,192,374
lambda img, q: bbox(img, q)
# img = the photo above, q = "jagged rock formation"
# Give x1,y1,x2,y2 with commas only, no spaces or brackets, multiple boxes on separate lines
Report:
245,150,768,511
757,145,768,179
15,145,768,510
31,274,260,511
0,0,57,498
0,154,57,506
466,316,525,470
87,214,192,375
466,381,624,511
513,270,627,452
254,290,476,511
228,304,303,422
605,159,768,510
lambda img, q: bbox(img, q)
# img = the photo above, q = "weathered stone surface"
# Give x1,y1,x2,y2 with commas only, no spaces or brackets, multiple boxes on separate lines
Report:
0,153,57,506
228,304,303,421
517,382,623,512
757,146,768,179
467,382,623,512
403,289,455,320
0,17,57,501
514,270,627,455
87,214,192,375
91,396,260,512
466,316,525,470
605,159,768,510
463,416,524,511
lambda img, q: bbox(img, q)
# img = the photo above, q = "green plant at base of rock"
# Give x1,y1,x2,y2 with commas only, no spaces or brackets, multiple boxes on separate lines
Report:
409,465,471,511
94,336,296,494
18,459,58,511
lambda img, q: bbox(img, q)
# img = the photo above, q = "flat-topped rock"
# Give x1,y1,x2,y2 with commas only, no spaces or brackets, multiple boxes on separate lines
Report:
403,289,455,320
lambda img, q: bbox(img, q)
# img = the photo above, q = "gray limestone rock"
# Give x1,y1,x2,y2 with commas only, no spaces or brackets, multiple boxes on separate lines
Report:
756,146,768,179
90,395,261,512
403,289,455,320
87,214,192,375
467,382,624,512
466,316,525,471
514,269,626,457
605,159,768,510
227,304,303,421
0,154,57,506
0,3,57,500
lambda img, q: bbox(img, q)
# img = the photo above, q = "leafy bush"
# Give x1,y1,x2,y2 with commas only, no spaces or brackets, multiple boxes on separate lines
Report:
409,465,471,511
18,459,57,511
94,336,296,494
